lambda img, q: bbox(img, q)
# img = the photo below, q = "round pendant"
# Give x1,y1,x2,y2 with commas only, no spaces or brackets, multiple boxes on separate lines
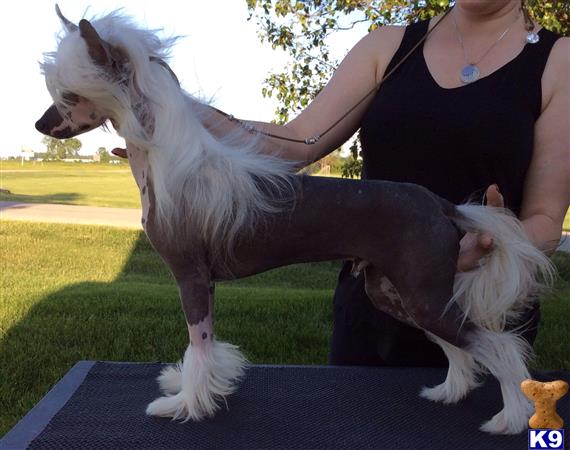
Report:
460,65,480,84
526,32,540,44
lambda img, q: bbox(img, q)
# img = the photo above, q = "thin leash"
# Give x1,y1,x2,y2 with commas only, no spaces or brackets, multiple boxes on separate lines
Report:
208,7,454,145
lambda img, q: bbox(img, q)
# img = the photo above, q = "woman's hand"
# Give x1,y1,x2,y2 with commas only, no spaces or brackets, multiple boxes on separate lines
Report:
457,184,504,272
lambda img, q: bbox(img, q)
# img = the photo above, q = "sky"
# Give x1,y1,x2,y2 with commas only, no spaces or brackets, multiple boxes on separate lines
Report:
1,1,366,157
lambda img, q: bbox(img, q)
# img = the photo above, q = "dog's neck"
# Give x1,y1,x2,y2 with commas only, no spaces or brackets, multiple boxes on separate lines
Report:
125,142,152,230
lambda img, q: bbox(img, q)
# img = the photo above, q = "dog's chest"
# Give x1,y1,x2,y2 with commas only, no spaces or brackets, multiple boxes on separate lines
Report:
126,146,151,230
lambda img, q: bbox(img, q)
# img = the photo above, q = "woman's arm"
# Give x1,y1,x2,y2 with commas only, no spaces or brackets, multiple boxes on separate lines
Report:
194,26,405,168
519,37,570,254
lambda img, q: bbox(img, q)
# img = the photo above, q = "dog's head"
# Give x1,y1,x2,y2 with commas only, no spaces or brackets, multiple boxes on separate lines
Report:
36,6,142,139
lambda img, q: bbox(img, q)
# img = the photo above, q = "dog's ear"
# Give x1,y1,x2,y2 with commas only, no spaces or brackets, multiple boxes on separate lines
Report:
55,5,77,32
79,19,113,67
78,19,128,72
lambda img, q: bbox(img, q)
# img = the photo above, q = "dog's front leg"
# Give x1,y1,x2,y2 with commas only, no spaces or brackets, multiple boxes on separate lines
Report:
146,271,246,421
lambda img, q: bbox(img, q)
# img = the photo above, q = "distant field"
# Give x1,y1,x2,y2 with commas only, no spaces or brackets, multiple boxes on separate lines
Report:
0,160,128,170
0,160,140,208
1,161,568,229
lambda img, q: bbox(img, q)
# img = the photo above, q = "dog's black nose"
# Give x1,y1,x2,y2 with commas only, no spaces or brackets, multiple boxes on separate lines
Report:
35,119,48,134
36,104,63,136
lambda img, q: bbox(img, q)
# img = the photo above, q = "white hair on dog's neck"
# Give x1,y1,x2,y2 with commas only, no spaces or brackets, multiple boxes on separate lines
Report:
42,11,295,259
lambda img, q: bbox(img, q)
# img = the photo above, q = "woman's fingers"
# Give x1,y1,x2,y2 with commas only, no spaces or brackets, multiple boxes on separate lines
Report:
485,184,504,207
455,184,503,271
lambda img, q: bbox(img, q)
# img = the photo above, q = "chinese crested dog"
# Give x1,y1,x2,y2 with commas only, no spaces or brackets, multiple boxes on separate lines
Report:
35,7,554,434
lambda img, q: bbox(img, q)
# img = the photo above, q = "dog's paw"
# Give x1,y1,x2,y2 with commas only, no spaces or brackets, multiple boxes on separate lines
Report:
157,364,182,395
420,384,455,404
479,409,529,435
146,393,184,419
146,392,214,422
419,383,469,404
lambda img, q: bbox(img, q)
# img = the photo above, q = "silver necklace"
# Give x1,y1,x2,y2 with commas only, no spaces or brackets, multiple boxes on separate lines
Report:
451,9,522,84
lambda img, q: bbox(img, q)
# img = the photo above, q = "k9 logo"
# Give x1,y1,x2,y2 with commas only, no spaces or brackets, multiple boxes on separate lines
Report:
529,429,564,449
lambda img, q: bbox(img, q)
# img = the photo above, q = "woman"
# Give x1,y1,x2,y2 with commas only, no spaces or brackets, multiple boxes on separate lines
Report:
117,0,568,366
235,0,567,366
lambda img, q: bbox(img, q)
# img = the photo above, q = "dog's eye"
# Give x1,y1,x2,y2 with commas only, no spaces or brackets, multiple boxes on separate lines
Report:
62,91,80,105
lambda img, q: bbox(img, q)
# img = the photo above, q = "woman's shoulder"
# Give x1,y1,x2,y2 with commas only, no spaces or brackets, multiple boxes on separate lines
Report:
549,35,570,79
366,20,428,43
365,24,406,49
535,25,568,61
548,35,569,63
541,35,569,109
549,36,569,90
363,25,406,81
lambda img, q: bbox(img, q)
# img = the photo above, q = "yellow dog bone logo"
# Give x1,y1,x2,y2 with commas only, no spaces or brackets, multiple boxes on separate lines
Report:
521,379,568,430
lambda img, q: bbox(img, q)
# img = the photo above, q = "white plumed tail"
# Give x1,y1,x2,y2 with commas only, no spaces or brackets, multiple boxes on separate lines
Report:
450,204,555,332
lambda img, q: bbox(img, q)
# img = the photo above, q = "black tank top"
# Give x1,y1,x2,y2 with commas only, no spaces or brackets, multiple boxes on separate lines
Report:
360,20,560,216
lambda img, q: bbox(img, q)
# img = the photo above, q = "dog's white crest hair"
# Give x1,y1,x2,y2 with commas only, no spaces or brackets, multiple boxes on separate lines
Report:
42,10,295,258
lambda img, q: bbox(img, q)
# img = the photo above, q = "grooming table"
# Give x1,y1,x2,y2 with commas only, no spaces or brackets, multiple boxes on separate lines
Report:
2,362,569,449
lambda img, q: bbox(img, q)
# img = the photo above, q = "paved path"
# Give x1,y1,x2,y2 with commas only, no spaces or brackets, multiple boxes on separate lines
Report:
0,201,568,252
0,201,142,229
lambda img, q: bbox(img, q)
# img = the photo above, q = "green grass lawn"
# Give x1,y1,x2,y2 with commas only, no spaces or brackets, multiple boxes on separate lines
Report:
0,160,140,208
1,221,569,435
0,221,336,434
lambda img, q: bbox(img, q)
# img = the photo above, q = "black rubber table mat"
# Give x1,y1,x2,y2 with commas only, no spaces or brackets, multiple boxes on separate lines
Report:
2,362,569,449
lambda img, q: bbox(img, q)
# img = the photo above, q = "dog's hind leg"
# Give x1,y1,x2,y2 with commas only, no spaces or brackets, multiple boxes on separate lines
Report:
364,261,474,352
364,264,519,426
364,265,481,405
420,332,482,404
462,328,533,434
421,321,532,434
399,281,532,434
398,275,533,434
146,271,246,421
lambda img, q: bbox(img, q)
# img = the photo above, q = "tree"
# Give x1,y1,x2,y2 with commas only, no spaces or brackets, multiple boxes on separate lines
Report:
97,147,111,163
246,0,569,176
42,136,82,160
527,0,569,34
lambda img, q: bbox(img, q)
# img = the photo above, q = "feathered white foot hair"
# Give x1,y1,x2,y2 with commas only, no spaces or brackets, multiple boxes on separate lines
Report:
420,332,483,404
146,340,246,421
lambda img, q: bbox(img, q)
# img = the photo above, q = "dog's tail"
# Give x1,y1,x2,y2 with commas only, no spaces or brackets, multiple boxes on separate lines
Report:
448,204,555,332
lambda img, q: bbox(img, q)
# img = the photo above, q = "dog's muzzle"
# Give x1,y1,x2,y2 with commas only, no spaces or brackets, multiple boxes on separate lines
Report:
35,104,70,138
